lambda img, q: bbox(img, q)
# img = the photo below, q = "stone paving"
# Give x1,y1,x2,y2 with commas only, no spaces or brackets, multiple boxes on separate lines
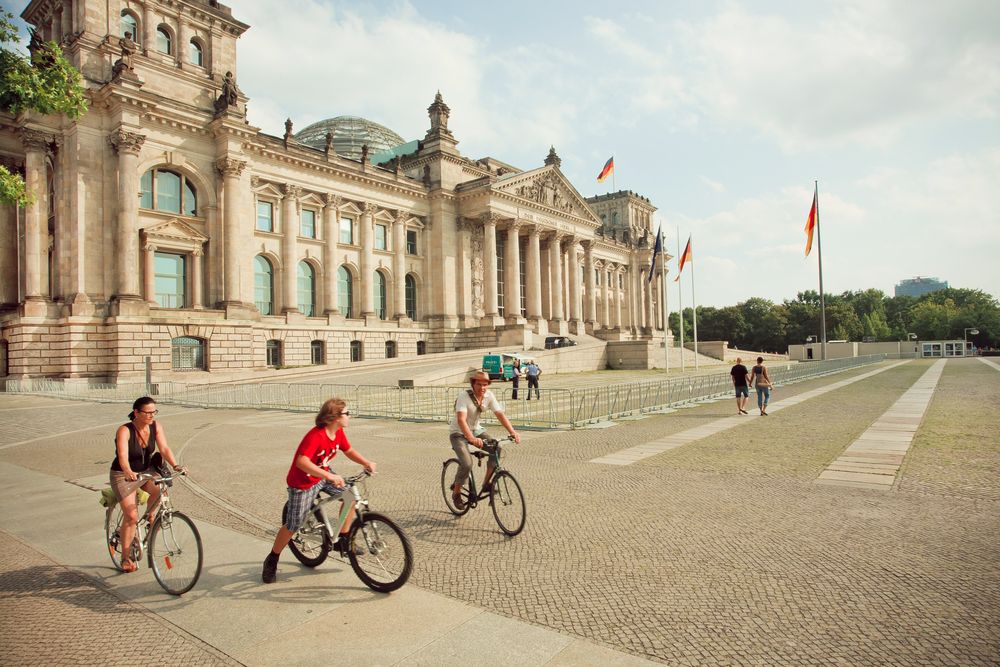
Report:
1,358,999,666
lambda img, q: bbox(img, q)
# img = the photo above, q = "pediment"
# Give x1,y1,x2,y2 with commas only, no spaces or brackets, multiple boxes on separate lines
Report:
142,218,209,248
494,166,600,224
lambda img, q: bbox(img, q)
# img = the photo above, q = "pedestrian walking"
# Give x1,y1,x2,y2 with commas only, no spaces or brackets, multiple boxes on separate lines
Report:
524,360,541,400
730,357,750,415
748,356,773,416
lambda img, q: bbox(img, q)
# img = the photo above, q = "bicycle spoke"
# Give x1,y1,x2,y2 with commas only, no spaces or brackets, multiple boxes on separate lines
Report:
348,513,413,593
149,512,203,595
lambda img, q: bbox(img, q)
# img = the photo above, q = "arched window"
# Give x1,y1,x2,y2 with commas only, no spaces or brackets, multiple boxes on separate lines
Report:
171,336,205,370
373,271,386,320
266,339,282,367
156,26,172,54
120,11,139,44
405,274,417,320
310,340,325,365
416,341,426,356
140,168,197,216
350,340,363,362
385,340,397,359
298,262,316,316
189,39,203,66
338,266,353,318
254,256,273,315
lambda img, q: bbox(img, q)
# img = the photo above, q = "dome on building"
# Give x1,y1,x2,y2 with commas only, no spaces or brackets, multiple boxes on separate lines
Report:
295,116,406,161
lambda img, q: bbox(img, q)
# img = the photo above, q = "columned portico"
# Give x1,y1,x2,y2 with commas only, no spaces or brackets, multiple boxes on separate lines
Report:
504,221,524,324
601,265,611,328
583,242,596,332
568,237,584,334
481,212,503,327
613,268,623,329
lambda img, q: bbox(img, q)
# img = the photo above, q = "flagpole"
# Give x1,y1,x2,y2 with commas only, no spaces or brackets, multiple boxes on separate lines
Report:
612,155,616,192
660,225,669,373
677,227,685,372
691,235,699,370
815,180,828,361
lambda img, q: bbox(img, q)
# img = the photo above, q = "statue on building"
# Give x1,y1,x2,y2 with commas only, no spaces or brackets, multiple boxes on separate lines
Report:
112,31,138,80
422,164,431,186
214,71,242,115
324,132,334,155
360,143,369,164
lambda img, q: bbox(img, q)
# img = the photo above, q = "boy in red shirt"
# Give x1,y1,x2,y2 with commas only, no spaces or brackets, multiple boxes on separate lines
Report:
262,398,376,584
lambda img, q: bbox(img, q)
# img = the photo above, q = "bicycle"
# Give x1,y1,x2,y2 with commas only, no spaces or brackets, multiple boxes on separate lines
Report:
105,470,203,596
441,436,526,536
282,470,413,593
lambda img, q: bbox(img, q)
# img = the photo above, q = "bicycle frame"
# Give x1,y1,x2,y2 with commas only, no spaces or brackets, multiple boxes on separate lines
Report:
311,474,368,540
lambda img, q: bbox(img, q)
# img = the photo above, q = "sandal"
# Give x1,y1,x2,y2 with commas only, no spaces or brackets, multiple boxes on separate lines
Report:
121,560,138,573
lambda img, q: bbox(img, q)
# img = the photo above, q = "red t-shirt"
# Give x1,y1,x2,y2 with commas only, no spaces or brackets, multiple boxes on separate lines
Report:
285,426,352,489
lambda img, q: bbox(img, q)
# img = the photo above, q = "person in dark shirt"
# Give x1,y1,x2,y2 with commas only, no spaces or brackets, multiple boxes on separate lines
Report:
730,358,750,415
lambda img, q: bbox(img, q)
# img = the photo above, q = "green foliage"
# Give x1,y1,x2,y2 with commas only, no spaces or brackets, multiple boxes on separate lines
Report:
0,164,32,206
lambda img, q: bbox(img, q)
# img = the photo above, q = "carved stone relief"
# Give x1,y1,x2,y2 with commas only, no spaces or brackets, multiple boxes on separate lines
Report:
470,224,485,318
513,171,575,214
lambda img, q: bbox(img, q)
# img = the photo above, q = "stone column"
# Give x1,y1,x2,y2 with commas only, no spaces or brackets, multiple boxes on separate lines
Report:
584,242,596,329
20,130,52,305
142,5,156,54
525,225,542,326
281,183,300,313
481,212,501,325
323,194,341,315
547,233,564,329
191,249,204,309
646,266,657,331
567,238,581,330
602,266,611,328
216,158,247,306
360,202,376,317
504,221,523,323
142,242,156,304
625,267,635,333
614,269,623,328
635,266,646,331
108,127,145,300
393,210,408,321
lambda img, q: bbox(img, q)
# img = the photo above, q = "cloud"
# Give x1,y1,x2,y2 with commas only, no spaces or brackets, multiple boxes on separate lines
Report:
700,176,726,193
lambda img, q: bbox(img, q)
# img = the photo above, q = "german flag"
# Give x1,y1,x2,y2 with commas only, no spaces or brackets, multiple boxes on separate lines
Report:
674,235,692,282
804,185,818,256
597,156,614,182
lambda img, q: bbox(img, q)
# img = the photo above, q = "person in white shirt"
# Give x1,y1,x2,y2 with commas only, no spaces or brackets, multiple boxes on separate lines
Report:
448,371,521,509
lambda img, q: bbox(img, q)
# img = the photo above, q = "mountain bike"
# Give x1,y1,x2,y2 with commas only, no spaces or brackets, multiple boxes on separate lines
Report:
105,470,203,596
441,436,526,536
282,470,413,593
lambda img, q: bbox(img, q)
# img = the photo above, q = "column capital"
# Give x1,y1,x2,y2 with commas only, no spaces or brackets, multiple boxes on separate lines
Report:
216,157,247,177
21,128,56,154
250,175,261,188
392,209,407,226
192,247,204,258
505,219,524,233
281,183,301,199
143,242,158,253
324,193,342,208
480,210,502,226
362,201,378,215
108,128,145,155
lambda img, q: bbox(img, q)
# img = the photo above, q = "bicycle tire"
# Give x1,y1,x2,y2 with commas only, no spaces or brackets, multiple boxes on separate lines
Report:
105,505,141,570
490,471,526,536
347,512,413,593
148,511,203,595
283,502,331,567
441,458,472,516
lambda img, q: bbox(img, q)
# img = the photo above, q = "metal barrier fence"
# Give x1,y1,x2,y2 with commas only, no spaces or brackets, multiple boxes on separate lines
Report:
3,354,886,429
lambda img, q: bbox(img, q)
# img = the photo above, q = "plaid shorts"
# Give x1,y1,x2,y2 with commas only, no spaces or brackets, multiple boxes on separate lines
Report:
284,479,344,533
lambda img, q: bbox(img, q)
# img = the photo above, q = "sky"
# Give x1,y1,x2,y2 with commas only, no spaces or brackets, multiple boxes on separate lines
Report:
11,0,1000,307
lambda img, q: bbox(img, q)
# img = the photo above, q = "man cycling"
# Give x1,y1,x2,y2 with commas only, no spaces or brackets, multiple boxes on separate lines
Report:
449,370,521,509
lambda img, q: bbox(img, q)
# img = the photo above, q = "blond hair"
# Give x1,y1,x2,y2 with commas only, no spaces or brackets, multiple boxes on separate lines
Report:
316,398,347,427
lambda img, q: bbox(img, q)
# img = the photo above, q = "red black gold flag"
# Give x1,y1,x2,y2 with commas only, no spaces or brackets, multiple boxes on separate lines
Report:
597,157,614,182
805,186,818,256
674,235,692,282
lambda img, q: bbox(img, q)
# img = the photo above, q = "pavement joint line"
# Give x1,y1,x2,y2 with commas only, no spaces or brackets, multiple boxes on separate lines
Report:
815,359,945,491
589,360,909,466
977,357,1000,371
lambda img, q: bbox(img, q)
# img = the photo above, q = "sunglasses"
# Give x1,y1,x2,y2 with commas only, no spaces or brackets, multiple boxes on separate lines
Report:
339,411,351,416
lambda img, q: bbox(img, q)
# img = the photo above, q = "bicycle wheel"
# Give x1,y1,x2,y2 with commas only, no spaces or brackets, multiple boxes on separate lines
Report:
148,511,203,595
105,505,141,571
283,502,331,567
441,458,472,516
490,471,526,536
347,512,413,593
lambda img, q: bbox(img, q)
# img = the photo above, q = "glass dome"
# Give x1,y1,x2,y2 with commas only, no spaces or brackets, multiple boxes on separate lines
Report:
295,116,406,161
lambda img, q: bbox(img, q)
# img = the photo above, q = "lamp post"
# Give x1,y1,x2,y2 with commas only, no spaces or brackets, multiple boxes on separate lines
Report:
964,327,979,357
806,335,817,343
907,333,917,340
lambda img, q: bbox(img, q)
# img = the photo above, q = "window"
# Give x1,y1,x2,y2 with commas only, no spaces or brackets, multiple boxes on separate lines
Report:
339,217,353,244
406,229,417,255
140,168,197,216
416,340,426,356
405,274,417,320
121,11,139,43
375,223,387,250
385,340,397,358
373,271,386,320
611,211,619,225
171,336,205,370
338,266,353,318
154,252,185,308
350,340,363,362
310,340,325,365
189,39,203,66
254,256,274,315
266,340,282,367
298,262,316,316
256,201,273,232
156,26,172,54
619,273,624,289
301,209,316,238
595,268,601,285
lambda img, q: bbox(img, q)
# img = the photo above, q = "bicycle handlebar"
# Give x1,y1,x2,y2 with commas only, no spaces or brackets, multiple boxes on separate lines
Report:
135,469,187,485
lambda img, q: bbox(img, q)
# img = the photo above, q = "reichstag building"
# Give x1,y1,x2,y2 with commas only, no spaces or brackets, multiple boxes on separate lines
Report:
1,0,670,381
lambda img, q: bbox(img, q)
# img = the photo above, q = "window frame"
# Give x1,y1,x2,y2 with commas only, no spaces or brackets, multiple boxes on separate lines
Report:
254,255,274,315
171,336,206,370
120,10,140,44
256,200,274,232
339,217,354,245
189,38,204,66
310,340,325,365
404,274,417,320
385,340,397,359
297,261,316,316
156,25,172,55
153,251,186,309
374,223,387,250
350,340,363,363
338,266,353,318
266,339,282,367
300,208,317,239
140,167,198,217
373,271,387,320
406,229,418,255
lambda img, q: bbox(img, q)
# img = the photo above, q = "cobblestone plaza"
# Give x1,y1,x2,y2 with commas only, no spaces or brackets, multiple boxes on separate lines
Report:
1,357,998,665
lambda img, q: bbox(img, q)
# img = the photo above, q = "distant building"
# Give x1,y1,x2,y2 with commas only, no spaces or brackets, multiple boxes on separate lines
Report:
895,277,948,298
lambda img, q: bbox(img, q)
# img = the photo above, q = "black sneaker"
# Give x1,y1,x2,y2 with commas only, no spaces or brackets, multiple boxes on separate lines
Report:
262,551,279,584
335,535,366,556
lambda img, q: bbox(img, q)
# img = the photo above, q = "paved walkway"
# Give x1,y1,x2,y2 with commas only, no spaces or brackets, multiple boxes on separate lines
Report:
978,357,1000,371
817,360,945,490
589,360,908,465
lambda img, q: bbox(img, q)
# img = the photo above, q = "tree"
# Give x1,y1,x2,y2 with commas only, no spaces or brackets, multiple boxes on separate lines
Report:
0,11,87,206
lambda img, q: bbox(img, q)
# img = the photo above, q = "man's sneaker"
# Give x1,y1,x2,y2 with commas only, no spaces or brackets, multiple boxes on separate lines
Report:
335,535,366,556
262,551,279,584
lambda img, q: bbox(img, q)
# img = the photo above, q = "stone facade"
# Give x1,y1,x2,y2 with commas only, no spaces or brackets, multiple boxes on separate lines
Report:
1,0,671,381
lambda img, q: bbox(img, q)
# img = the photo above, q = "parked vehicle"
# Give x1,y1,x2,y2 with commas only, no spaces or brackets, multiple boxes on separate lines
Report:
543,336,576,350
482,352,534,381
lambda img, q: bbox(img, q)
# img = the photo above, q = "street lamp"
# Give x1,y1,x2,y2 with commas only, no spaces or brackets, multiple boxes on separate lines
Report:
806,335,817,343
907,333,917,340
964,327,979,356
